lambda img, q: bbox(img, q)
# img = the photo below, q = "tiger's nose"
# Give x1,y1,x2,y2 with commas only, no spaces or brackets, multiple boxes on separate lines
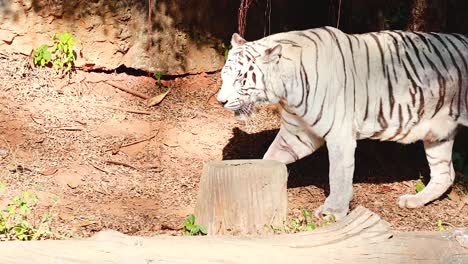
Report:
216,94,228,105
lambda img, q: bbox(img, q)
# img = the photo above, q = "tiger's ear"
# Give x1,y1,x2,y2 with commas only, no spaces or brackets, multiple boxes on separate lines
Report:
231,33,247,47
261,44,282,64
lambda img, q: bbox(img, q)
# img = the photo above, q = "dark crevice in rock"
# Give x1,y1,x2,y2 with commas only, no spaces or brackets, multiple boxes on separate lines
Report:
82,64,221,80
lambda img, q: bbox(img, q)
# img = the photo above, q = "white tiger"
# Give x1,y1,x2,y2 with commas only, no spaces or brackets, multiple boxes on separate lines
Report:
217,26,468,219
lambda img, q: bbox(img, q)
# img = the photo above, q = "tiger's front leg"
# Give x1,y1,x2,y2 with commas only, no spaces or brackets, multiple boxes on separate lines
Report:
315,139,357,220
263,126,324,165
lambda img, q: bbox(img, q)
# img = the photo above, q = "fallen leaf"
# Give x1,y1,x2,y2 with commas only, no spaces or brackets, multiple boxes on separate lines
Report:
379,185,392,192
163,138,179,148
111,143,122,155
163,142,179,148
40,167,58,176
59,212,75,221
66,178,81,189
373,200,384,207
77,220,96,227
147,88,170,106
161,223,183,231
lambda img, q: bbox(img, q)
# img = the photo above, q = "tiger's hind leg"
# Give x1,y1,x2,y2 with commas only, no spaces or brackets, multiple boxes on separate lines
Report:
398,138,455,208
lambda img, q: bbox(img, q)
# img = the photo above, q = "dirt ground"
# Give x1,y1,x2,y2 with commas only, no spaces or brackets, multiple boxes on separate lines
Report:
0,52,467,238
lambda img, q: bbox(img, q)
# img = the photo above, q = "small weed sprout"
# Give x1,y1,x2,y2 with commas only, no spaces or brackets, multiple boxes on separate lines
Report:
33,32,77,75
221,43,232,61
0,191,54,241
321,214,336,226
300,208,317,231
154,71,163,89
33,44,52,66
437,220,445,231
288,208,317,233
436,219,455,231
183,214,207,236
416,174,425,193
51,32,76,74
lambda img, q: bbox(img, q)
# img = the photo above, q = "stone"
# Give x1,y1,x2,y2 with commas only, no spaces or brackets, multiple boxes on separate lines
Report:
0,0,228,75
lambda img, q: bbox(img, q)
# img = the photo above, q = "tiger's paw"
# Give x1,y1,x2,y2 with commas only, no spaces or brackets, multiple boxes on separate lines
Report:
398,194,426,208
314,204,349,221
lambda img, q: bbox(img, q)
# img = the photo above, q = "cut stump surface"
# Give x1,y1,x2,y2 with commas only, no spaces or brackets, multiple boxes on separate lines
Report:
195,159,288,235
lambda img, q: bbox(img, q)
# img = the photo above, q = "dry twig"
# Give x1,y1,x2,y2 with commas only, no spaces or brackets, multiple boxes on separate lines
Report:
87,160,111,174
106,81,150,99
105,132,159,154
58,127,83,131
30,114,44,125
105,160,139,170
206,88,219,104
74,119,87,125
121,132,159,149
96,104,153,115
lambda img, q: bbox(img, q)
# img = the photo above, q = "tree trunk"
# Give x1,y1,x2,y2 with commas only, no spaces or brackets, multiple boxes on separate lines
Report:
407,0,447,32
407,0,427,31
195,159,288,235
0,207,466,264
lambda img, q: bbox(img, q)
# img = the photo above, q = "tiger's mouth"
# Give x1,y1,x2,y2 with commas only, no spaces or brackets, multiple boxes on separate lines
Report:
233,102,255,118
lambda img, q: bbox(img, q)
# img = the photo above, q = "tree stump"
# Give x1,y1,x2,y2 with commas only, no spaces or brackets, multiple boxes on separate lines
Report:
195,159,288,235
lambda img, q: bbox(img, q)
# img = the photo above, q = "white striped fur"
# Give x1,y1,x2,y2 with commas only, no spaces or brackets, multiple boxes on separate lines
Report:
217,26,468,219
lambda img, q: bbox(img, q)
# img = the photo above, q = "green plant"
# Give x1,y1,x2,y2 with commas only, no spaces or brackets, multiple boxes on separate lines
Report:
33,32,76,75
221,43,232,61
288,208,317,232
437,220,445,231
33,44,52,66
183,214,207,236
51,32,76,74
321,214,336,226
289,218,301,231
154,71,163,89
301,208,317,231
0,191,53,241
266,224,285,234
416,174,425,193
436,219,455,232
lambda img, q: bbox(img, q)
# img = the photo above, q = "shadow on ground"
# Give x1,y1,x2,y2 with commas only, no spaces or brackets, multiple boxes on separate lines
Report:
222,127,433,193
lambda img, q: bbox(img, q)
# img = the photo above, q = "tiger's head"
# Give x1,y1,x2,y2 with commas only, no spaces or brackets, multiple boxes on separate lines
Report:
217,33,282,118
